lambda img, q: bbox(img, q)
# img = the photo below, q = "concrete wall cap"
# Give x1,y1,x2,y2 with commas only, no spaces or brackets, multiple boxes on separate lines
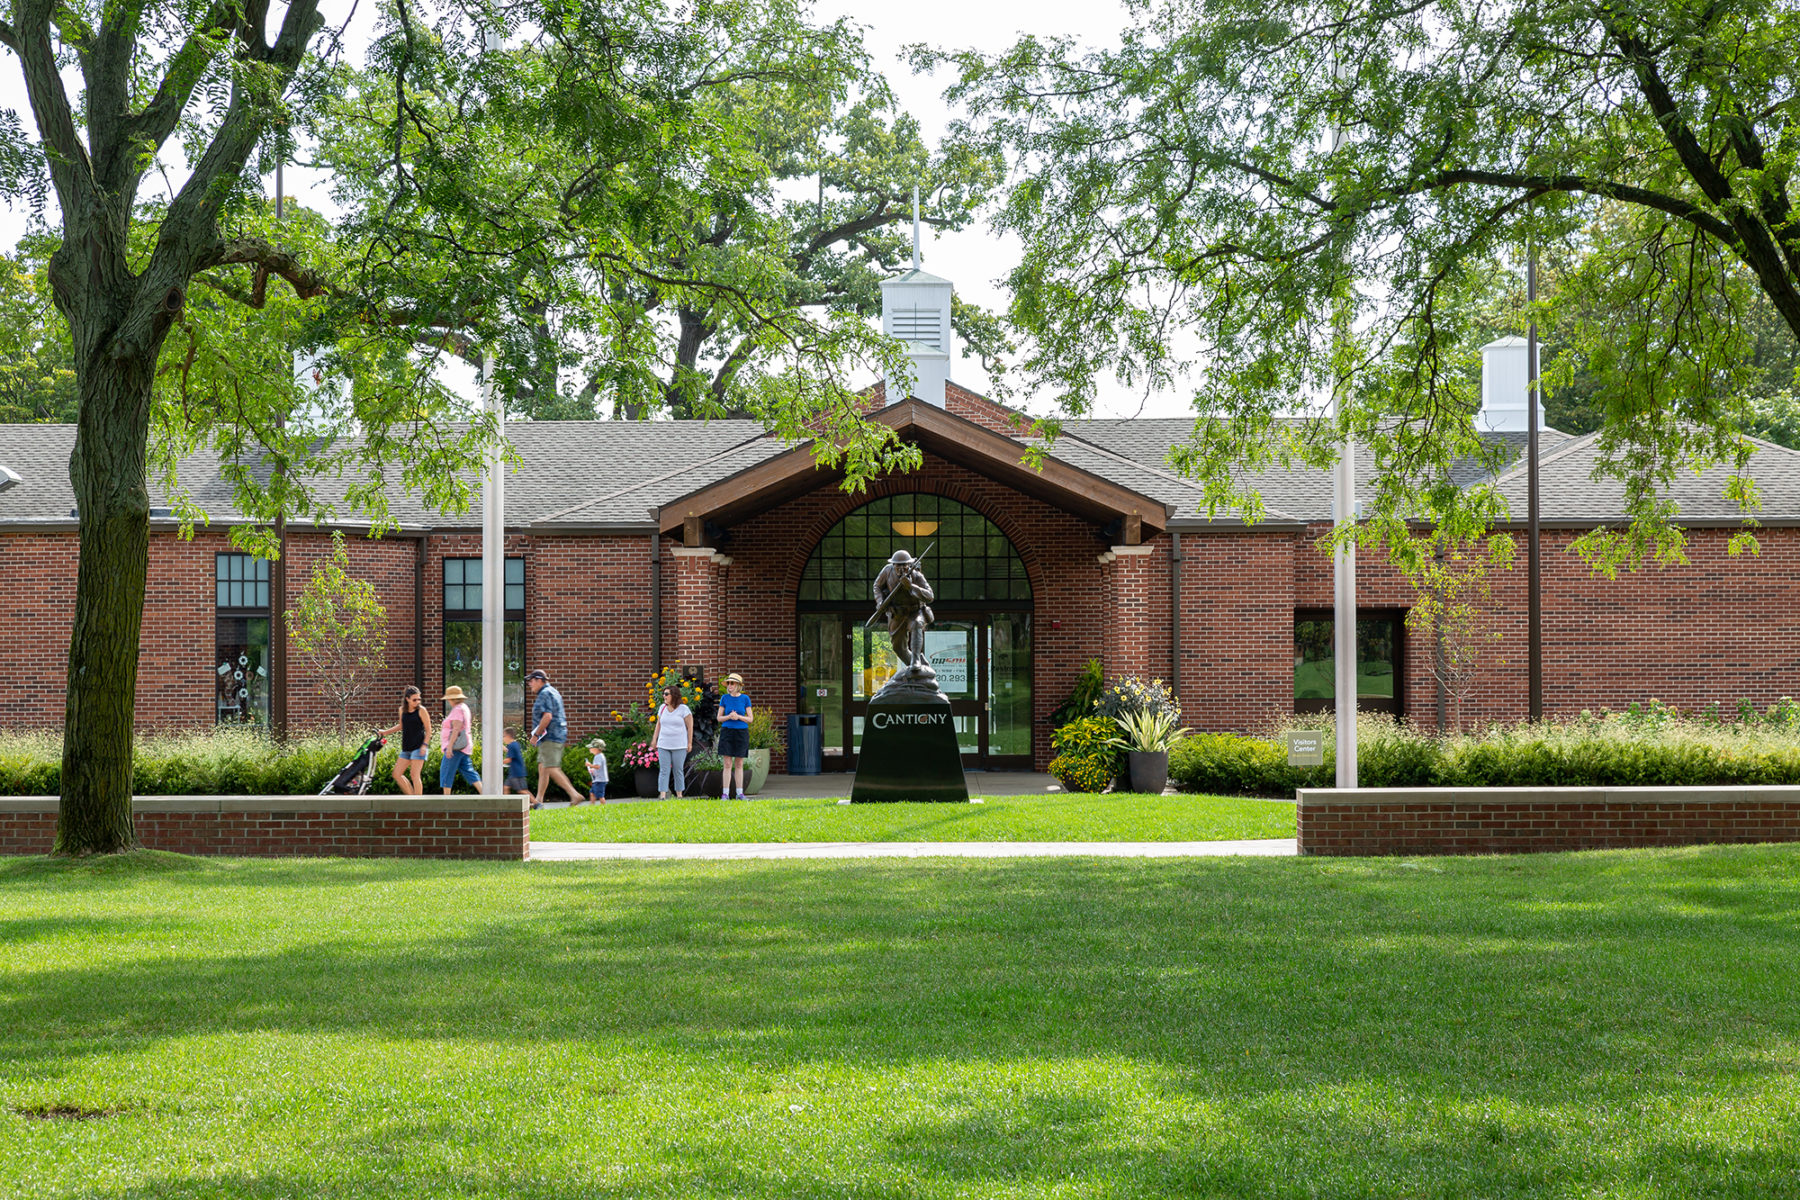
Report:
1297,785,1800,807
1,795,529,814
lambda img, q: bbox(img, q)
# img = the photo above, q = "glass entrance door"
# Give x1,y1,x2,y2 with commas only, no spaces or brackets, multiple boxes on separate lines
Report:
802,612,1033,771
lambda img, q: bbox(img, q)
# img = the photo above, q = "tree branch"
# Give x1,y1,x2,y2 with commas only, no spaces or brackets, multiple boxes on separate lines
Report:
124,0,241,184
1417,169,1741,245
199,238,332,300
12,0,93,213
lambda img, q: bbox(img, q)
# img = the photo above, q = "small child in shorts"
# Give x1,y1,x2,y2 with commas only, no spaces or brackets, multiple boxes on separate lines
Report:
503,727,530,798
584,738,609,806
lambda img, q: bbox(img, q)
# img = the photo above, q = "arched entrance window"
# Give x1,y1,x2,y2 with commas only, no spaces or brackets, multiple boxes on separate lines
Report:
796,494,1033,770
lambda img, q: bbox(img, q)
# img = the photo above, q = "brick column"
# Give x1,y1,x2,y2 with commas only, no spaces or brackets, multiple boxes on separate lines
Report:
667,546,728,670
1101,545,1155,680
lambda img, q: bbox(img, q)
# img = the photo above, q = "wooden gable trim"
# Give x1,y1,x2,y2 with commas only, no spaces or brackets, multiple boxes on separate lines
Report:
656,399,1172,536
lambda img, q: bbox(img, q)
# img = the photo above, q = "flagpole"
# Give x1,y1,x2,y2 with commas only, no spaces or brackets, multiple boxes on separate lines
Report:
480,353,505,794
1527,242,1542,719
1329,58,1357,789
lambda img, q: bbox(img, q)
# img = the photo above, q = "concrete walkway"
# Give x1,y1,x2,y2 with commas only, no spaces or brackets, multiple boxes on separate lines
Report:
529,838,1298,861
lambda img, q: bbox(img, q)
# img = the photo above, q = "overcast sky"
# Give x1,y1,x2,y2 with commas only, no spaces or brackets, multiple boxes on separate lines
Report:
0,0,1199,421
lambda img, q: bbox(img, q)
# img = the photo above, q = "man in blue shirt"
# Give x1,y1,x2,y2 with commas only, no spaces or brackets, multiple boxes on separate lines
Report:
525,669,582,807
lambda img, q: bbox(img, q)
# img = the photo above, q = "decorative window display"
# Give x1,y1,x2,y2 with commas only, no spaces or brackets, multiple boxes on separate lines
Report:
215,554,270,724
443,557,526,726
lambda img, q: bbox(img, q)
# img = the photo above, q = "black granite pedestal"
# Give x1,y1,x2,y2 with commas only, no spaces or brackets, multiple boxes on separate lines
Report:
849,679,969,804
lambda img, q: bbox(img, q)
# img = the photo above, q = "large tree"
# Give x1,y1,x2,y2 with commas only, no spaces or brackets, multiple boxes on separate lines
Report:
0,0,913,854
312,22,1003,422
931,0,1800,569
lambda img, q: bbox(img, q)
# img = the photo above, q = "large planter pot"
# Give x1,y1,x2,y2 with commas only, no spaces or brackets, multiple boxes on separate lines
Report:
605,773,637,799
745,749,771,795
634,767,662,797
686,768,723,798
1127,750,1169,795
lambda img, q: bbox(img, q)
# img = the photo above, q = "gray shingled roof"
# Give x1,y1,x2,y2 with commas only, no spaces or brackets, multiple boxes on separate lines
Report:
6,404,1796,532
1488,430,1800,523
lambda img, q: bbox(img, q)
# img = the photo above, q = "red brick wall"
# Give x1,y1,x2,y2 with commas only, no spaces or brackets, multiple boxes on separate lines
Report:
1298,789,1800,855
11,498,1800,758
284,531,422,734
1179,533,1298,730
0,799,528,860
0,534,77,727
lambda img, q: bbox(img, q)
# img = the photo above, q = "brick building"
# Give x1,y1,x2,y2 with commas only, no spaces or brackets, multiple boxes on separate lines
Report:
6,264,1800,773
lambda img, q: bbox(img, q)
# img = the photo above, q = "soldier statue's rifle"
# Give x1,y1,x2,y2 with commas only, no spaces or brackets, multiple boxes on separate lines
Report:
863,541,935,628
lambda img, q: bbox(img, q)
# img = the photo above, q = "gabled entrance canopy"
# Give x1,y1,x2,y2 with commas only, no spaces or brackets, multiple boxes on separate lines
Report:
657,398,1174,544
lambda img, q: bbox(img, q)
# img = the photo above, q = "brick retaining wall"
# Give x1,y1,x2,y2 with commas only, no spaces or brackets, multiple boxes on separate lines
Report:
0,796,529,860
1297,786,1800,855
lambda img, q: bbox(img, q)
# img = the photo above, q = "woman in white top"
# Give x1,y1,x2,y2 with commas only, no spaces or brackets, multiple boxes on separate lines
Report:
655,685,694,799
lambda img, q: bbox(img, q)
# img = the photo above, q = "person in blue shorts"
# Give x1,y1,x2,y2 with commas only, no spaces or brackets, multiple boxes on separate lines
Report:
502,726,530,798
717,672,752,800
584,738,609,805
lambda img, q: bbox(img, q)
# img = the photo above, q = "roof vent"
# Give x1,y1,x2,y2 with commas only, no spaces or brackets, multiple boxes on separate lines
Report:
891,306,943,350
0,465,18,494
878,187,954,407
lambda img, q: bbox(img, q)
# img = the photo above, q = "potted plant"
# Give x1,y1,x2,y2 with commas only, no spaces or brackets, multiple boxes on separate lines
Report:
685,748,725,798
622,740,661,798
604,705,653,797
744,710,781,795
1107,709,1192,794
1096,676,1184,789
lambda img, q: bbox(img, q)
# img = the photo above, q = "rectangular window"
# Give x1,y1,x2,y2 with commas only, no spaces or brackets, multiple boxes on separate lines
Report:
444,557,525,616
215,554,270,725
1294,611,1404,717
216,553,269,610
443,557,527,729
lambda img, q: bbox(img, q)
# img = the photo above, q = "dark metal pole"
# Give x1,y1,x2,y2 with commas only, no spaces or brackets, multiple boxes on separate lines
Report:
268,160,289,741
1527,243,1542,720
1168,531,1182,698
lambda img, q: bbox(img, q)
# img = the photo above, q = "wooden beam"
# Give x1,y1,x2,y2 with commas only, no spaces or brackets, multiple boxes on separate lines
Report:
1124,512,1142,546
682,514,703,547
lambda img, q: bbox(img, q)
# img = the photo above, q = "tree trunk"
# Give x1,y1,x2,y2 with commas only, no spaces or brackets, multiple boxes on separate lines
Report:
56,355,155,855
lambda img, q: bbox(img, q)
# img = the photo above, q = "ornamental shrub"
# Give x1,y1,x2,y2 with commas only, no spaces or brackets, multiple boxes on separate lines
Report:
1049,716,1124,794
1168,710,1800,797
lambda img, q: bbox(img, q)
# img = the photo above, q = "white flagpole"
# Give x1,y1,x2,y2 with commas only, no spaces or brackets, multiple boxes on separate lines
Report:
1329,56,1358,789
480,353,505,794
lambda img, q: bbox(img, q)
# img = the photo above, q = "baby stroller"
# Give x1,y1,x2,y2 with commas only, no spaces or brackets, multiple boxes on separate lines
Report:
320,733,388,795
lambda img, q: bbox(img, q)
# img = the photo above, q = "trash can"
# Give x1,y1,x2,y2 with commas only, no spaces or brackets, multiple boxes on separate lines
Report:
786,713,822,775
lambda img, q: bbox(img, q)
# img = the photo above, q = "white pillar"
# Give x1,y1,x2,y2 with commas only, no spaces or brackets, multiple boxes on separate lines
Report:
480,353,505,795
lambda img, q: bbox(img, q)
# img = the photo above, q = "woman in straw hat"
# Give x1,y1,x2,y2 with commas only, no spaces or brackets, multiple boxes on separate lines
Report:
438,685,482,794
717,672,753,800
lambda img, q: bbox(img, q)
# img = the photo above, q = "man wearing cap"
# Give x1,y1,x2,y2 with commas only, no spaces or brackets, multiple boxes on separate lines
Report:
525,670,583,807
717,672,753,800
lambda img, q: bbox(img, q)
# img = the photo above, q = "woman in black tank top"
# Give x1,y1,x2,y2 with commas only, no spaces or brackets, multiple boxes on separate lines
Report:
381,686,432,795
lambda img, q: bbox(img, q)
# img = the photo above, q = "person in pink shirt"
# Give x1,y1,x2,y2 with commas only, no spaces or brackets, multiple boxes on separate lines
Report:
438,686,482,793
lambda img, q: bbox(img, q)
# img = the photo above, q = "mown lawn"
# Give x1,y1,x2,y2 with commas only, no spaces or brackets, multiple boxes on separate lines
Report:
530,792,1296,843
3,846,1799,1198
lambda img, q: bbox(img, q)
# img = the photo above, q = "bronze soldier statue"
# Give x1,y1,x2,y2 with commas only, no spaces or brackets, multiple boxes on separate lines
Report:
868,548,936,682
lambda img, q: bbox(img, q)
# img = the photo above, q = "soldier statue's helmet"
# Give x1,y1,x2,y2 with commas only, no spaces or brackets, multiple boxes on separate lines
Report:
887,550,916,565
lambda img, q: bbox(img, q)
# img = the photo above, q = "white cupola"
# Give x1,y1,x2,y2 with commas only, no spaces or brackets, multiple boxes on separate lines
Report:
880,188,953,407
1478,336,1546,433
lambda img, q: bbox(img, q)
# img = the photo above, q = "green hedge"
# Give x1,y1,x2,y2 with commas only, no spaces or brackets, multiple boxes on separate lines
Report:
1169,720,1800,797
0,728,531,797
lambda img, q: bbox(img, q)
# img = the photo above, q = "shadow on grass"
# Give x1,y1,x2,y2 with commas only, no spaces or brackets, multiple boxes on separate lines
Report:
4,847,1800,1197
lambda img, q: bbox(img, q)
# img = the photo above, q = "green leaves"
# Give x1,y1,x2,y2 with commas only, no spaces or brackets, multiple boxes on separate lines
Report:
936,0,1800,570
